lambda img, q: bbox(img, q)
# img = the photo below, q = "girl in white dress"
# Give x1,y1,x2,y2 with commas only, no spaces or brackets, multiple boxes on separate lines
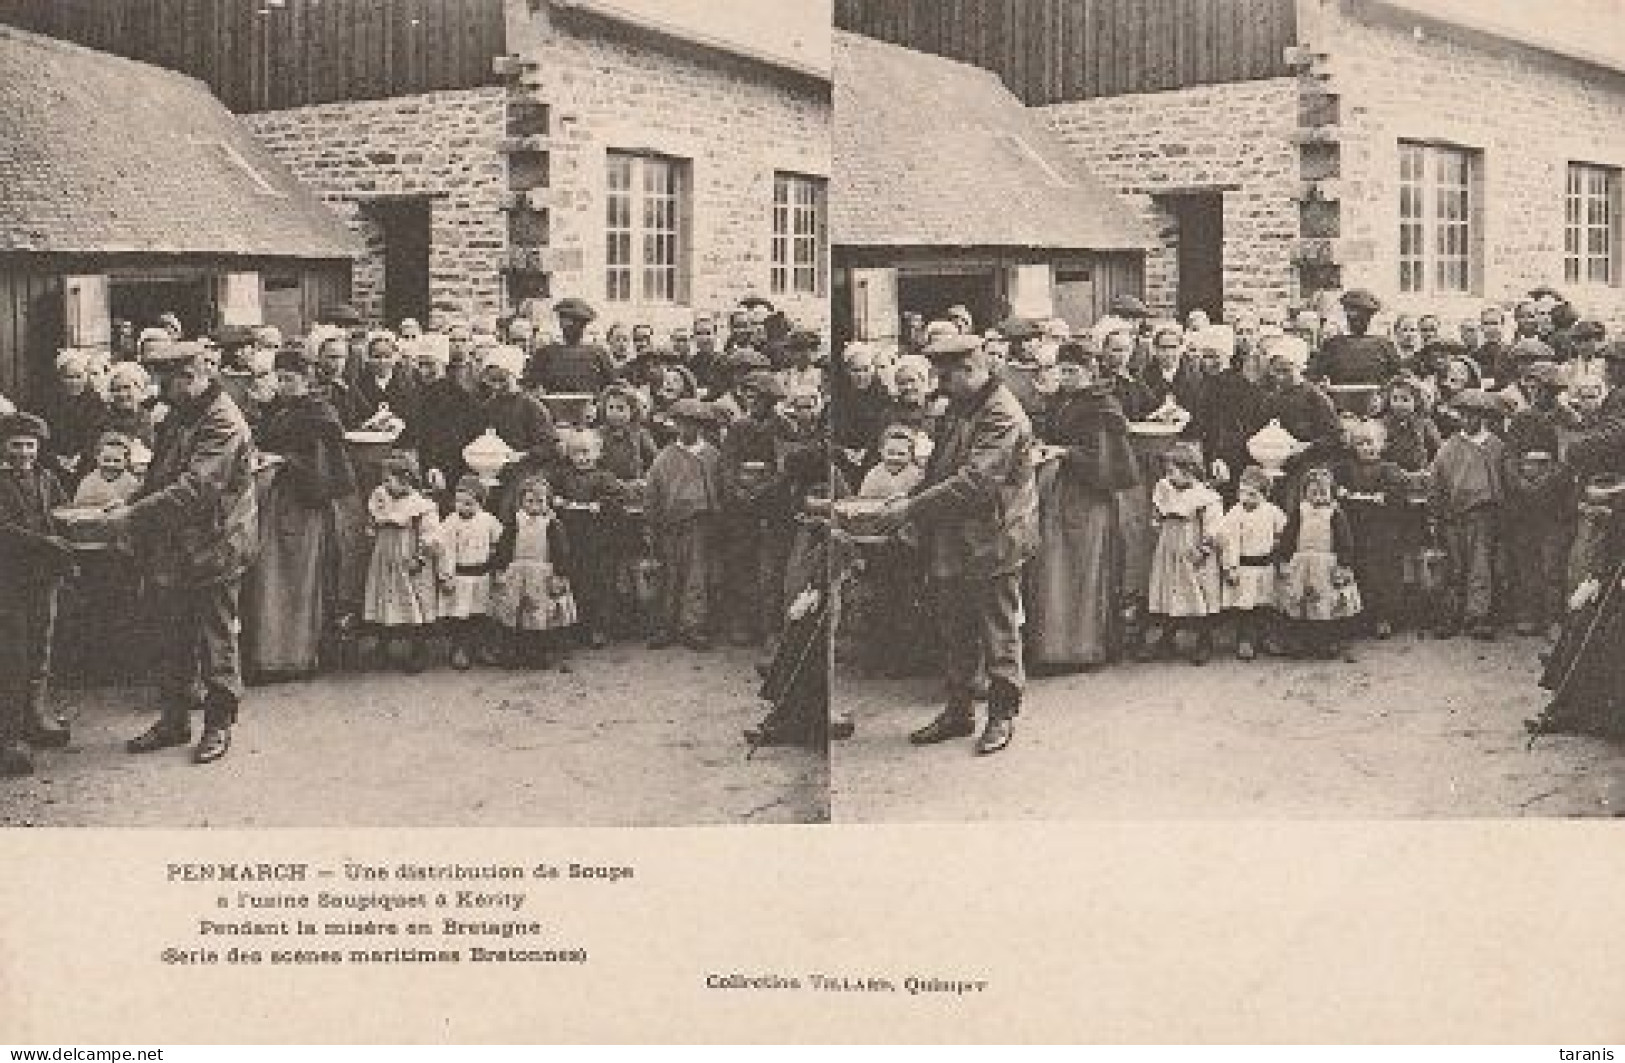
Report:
362,453,442,672
1216,465,1288,661
492,476,579,671
438,476,504,670
1277,466,1363,659
1142,442,1225,664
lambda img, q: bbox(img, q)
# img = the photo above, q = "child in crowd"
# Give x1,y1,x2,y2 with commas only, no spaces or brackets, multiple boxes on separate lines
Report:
644,398,721,651
1427,389,1505,640
72,432,142,510
597,384,659,483
491,476,578,671
363,452,443,672
553,428,628,649
1499,362,1575,637
437,476,504,670
0,413,74,776
858,425,924,500
1276,466,1362,659
1215,466,1286,661
1337,419,1415,637
1142,443,1224,665
1378,376,1439,617
1380,376,1441,472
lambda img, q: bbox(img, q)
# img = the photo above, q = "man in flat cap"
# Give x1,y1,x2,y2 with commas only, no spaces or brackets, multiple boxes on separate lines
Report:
1306,288,1400,386
102,342,258,763
871,333,1039,755
526,297,617,398
0,412,76,776
718,368,794,648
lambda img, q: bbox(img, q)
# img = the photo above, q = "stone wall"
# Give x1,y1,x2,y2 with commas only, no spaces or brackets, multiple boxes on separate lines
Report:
1041,77,1304,322
1308,1,1625,331
245,88,509,325
509,6,831,334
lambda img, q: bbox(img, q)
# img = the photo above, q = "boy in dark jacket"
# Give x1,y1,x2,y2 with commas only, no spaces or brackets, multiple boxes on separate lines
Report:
0,413,76,776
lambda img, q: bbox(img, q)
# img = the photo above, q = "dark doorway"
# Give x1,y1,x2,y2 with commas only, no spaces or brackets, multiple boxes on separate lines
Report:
110,278,213,338
1162,192,1225,322
896,269,1000,336
372,197,432,330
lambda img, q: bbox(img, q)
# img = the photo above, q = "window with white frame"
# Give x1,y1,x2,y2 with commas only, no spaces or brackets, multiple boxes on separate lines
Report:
605,151,687,304
772,172,826,296
1399,141,1478,295
1566,163,1620,286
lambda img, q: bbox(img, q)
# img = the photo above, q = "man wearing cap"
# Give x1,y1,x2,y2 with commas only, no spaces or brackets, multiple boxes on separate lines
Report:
100,342,259,764
1502,361,1578,635
0,412,76,776
718,369,793,648
871,333,1038,755
778,329,824,399
526,298,617,397
1306,289,1400,386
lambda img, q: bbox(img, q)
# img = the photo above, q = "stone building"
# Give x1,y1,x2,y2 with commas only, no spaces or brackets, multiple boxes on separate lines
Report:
2,0,831,334
832,30,1152,344
0,24,355,405
838,0,1625,330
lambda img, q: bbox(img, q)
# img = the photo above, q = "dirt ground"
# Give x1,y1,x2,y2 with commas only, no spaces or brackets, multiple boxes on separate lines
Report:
0,643,826,828
832,630,1625,821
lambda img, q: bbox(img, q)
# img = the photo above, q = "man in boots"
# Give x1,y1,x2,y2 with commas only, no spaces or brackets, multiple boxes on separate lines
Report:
98,343,258,765
0,413,75,776
872,334,1039,755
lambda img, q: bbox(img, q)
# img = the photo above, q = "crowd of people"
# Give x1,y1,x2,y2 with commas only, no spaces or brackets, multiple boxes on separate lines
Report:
831,287,1625,754
0,296,837,776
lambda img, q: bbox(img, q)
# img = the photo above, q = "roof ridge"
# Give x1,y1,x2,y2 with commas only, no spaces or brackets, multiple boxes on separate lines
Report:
0,21,215,96
833,28,1009,88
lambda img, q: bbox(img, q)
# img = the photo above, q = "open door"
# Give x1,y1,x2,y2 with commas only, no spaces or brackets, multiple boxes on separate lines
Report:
1161,191,1225,322
371,196,432,330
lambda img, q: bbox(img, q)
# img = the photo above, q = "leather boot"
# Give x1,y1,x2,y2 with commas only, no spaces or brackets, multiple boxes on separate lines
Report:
976,681,1021,755
127,706,192,755
909,700,976,745
194,693,237,765
23,679,69,749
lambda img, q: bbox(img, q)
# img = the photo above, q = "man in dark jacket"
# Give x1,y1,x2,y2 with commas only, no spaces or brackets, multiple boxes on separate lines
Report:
100,343,259,764
873,334,1039,755
526,298,618,397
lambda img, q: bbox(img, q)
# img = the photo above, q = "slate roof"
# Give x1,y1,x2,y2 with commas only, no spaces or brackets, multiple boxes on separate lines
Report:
833,30,1152,251
0,24,357,259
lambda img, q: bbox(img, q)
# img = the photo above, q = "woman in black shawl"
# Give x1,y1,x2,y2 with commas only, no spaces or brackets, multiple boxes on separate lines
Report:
1025,343,1142,670
1529,479,1625,739
242,354,359,680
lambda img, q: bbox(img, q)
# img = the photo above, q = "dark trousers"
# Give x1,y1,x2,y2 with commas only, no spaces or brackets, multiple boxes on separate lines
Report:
149,580,244,725
934,570,1026,710
655,516,714,639
721,512,793,641
1438,510,1496,624
0,582,58,738
1505,508,1572,627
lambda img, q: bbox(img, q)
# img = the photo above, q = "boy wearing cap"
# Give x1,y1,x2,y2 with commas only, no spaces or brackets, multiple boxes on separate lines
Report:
644,399,722,650
1501,362,1578,636
1427,389,1506,639
719,370,793,646
0,413,76,775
